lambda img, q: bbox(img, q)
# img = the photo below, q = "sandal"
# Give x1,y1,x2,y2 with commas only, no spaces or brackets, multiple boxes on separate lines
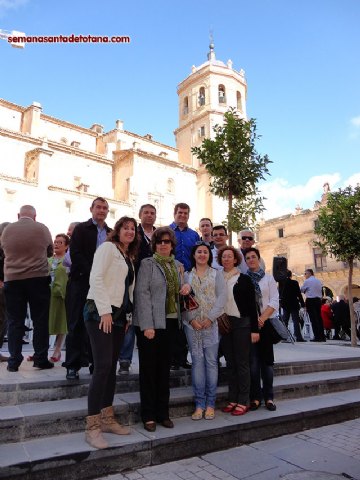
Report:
250,400,261,411
231,404,249,416
265,401,277,411
191,408,203,420
221,402,236,413
204,407,215,420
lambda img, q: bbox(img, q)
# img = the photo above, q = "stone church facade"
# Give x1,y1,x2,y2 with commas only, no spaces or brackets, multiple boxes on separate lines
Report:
0,44,245,234
256,189,360,298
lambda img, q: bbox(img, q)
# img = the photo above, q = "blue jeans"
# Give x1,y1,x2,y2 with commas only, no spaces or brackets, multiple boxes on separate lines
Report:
185,326,219,409
119,324,135,363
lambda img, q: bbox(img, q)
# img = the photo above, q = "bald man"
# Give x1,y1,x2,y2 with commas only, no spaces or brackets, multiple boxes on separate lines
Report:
2,205,54,372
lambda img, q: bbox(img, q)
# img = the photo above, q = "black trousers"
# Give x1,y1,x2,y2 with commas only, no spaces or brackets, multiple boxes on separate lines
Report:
85,320,125,415
135,320,173,424
64,277,92,370
167,319,188,367
282,308,304,341
4,276,50,368
0,288,7,348
220,316,251,405
306,297,325,341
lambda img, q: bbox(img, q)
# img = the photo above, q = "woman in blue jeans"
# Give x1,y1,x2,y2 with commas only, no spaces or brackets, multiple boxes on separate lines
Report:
245,247,279,412
184,242,226,420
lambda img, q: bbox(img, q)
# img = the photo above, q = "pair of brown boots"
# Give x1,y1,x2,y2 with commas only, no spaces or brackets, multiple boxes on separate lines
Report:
85,405,130,449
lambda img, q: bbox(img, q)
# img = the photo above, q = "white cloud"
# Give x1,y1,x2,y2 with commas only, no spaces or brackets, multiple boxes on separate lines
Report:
351,116,360,127
259,173,342,220
0,0,28,17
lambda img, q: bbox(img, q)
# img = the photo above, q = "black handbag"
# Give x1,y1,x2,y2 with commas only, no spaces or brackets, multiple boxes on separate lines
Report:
261,316,289,344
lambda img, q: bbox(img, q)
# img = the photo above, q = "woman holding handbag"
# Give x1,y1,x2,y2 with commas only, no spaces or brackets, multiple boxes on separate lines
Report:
83,216,138,449
184,242,227,421
217,246,259,416
134,226,190,432
245,247,279,412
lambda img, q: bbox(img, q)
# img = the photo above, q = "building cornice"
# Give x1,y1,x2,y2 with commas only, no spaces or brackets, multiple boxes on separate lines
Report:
0,98,25,113
114,148,197,173
0,173,38,186
106,128,178,152
41,113,99,136
174,109,232,135
47,186,130,207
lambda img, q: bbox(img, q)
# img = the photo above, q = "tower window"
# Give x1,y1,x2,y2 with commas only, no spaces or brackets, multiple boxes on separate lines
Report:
199,87,205,106
198,125,205,138
183,96,189,115
237,91,242,111
278,228,284,238
218,85,226,104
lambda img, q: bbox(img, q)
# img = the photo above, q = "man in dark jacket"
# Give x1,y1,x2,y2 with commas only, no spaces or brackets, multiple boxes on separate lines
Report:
331,295,351,339
118,204,156,374
281,270,306,342
63,197,111,379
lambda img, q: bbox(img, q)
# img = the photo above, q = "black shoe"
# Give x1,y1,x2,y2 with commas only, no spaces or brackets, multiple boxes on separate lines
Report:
265,401,277,411
181,361,192,370
250,400,261,411
33,360,54,370
296,338,306,342
7,365,18,372
66,368,79,380
160,419,174,428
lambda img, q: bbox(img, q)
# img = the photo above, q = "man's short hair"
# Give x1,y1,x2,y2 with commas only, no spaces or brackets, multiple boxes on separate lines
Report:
91,197,109,208
174,203,190,215
239,228,255,238
305,268,314,276
19,205,36,219
199,217,213,227
138,203,156,217
213,225,228,235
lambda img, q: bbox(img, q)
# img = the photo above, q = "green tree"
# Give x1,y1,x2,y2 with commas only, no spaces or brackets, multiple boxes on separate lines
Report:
314,185,360,347
192,108,271,242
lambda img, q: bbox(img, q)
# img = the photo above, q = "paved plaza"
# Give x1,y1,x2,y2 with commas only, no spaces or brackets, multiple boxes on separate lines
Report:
96,418,360,480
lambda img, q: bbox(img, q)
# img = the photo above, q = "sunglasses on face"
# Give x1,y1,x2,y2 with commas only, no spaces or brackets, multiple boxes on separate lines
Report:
156,239,172,245
241,236,254,241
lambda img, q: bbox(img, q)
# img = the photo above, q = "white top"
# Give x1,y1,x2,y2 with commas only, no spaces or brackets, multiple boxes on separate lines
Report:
224,272,241,317
258,273,279,316
87,242,134,316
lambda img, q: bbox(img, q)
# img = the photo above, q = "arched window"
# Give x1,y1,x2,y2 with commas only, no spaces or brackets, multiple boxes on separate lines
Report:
199,87,205,106
237,91,242,111
218,85,226,104
183,96,189,115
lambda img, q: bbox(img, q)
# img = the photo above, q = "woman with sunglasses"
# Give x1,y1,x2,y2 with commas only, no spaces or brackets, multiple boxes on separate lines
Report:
134,227,190,432
217,246,259,416
184,242,227,420
245,247,279,412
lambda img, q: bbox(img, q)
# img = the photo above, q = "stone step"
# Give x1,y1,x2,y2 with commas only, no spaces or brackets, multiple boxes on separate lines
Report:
1,388,360,480
2,355,360,406
1,368,359,444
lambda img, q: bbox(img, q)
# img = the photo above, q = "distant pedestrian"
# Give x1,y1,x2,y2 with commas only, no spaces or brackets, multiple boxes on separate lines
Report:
281,270,305,342
301,269,326,342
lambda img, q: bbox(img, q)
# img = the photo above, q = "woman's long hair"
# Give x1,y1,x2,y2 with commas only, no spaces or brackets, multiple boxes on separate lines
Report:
107,216,139,259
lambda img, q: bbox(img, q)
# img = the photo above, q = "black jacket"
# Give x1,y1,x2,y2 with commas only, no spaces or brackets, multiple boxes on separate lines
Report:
69,219,111,280
233,273,259,333
281,278,305,310
135,224,155,273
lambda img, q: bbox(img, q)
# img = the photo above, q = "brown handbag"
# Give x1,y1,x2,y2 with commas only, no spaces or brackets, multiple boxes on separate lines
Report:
217,313,231,335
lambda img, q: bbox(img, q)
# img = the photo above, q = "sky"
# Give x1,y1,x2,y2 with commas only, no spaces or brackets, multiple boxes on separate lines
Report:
0,0,359,220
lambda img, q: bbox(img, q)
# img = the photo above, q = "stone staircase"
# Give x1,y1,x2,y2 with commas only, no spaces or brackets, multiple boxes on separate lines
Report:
1,349,360,480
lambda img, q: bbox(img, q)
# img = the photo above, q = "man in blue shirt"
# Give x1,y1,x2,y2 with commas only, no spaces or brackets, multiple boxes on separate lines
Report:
301,268,326,342
169,203,199,369
169,203,200,272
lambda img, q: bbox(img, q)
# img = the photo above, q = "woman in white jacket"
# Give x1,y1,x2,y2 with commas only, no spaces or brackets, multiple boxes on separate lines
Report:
83,216,138,449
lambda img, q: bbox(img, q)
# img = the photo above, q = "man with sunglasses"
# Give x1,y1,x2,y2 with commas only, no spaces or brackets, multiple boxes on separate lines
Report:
238,229,265,273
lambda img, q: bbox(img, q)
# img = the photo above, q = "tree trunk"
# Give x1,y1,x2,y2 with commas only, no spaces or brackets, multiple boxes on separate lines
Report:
348,259,357,347
228,192,233,245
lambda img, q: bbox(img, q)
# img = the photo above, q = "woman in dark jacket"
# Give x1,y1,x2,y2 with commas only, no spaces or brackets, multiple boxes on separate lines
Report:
217,246,259,416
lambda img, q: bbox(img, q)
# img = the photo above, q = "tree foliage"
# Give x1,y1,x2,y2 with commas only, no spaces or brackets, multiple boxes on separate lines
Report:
314,185,360,346
191,108,271,240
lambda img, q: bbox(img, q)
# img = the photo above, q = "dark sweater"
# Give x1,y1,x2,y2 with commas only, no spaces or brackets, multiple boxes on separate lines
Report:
233,273,259,333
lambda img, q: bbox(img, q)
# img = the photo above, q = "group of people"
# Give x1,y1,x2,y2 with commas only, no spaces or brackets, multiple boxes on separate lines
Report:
0,200,281,450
